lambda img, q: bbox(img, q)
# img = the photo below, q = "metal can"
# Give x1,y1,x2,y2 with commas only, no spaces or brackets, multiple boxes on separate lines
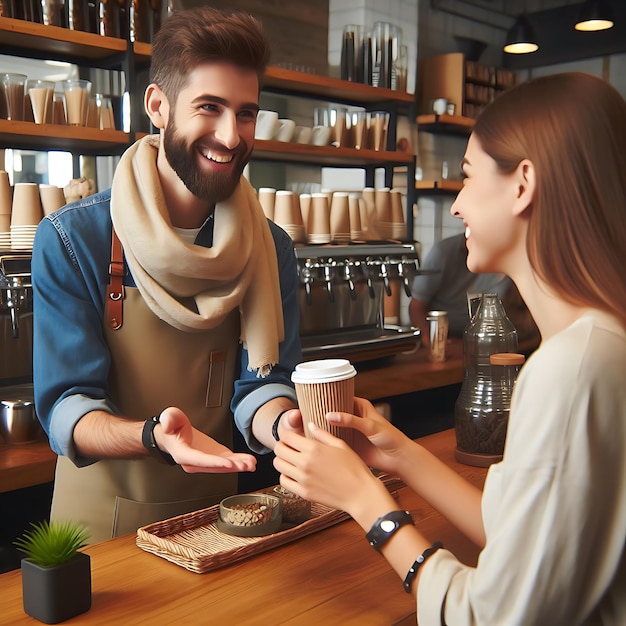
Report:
426,310,449,362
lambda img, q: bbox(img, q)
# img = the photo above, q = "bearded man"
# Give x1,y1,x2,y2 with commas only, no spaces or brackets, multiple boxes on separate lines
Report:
32,6,301,543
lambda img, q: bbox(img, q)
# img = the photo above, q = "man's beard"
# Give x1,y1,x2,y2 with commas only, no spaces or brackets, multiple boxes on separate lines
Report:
163,116,251,204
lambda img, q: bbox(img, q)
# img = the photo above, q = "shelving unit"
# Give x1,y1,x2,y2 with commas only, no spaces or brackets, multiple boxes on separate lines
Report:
418,53,518,119
258,67,416,240
414,113,473,198
0,17,416,240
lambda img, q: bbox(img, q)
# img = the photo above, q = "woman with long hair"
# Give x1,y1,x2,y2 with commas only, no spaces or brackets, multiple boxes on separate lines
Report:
274,72,626,624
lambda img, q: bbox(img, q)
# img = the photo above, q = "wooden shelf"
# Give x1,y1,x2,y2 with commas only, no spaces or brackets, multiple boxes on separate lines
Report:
415,179,463,195
263,66,414,108
0,120,130,153
416,114,474,134
253,140,412,167
0,16,126,63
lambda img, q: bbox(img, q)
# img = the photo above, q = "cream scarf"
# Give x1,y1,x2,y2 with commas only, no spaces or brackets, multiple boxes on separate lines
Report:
110,134,284,377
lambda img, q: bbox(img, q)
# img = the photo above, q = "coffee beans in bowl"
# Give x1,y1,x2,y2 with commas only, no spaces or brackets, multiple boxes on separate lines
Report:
217,494,282,537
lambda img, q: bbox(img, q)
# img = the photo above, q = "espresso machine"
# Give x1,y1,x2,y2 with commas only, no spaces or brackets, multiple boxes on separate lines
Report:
295,243,421,362
0,251,33,386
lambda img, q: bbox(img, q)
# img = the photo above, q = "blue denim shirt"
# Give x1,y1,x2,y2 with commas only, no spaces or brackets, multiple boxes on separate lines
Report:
32,188,301,464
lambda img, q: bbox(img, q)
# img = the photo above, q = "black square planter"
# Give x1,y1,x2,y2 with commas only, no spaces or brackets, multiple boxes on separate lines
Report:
21,552,92,624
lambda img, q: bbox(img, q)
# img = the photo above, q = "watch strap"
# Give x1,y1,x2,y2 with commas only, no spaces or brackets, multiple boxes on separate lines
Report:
142,415,176,465
271,409,291,442
366,510,414,552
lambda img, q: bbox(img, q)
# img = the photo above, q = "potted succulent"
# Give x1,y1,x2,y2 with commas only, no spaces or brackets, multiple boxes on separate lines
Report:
14,520,91,624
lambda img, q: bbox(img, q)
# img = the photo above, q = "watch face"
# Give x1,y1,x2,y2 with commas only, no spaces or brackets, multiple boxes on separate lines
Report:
380,519,397,533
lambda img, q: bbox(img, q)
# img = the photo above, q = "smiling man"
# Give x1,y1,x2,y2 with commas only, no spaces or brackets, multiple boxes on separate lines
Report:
31,7,302,543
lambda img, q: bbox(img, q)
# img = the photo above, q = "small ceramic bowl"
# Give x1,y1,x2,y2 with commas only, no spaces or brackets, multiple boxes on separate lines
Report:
217,494,282,537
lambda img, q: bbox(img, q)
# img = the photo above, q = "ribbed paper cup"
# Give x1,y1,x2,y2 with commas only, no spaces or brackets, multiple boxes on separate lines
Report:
292,359,357,446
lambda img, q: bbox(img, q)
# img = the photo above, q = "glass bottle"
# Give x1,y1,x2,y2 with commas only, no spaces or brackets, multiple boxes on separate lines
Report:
454,293,519,467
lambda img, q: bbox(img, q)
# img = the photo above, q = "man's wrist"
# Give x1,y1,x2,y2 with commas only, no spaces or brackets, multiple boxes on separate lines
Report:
142,415,176,465
271,408,291,442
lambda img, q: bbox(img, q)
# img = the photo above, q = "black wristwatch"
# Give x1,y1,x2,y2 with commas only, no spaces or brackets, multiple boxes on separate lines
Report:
366,510,414,552
141,415,176,465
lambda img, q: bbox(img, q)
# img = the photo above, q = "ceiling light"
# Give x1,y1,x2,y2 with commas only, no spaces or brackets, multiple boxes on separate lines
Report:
503,14,539,54
575,0,614,31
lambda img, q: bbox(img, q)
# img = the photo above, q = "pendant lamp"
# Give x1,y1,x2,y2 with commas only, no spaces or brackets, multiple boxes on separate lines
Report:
574,0,614,32
503,14,539,54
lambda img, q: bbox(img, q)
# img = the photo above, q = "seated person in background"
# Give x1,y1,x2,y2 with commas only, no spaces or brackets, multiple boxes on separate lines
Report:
409,233,540,352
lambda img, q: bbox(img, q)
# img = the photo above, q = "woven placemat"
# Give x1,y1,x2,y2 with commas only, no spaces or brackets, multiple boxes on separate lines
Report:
136,474,404,573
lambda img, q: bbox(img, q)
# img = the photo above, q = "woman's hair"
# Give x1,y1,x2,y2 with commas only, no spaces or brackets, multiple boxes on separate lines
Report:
473,72,626,327
149,6,270,102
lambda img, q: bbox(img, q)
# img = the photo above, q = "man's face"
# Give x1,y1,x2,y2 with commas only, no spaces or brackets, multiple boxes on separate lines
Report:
162,62,259,204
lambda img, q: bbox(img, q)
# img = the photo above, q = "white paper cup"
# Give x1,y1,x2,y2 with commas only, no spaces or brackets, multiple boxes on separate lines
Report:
255,110,279,140
292,359,357,445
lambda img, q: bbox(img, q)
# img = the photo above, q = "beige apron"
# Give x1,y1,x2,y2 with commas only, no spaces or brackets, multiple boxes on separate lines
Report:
51,235,241,543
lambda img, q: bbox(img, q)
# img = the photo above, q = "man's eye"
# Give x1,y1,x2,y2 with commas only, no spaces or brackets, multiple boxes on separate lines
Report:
239,110,257,120
201,103,220,113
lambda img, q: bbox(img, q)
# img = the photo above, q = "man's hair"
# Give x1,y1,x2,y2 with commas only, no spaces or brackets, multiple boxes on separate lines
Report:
474,72,626,328
150,6,270,101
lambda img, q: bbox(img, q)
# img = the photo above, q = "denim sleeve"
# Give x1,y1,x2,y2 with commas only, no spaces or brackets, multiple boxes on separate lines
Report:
231,222,302,454
32,208,117,464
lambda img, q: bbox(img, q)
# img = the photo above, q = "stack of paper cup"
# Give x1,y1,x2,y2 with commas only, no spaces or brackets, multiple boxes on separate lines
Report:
348,193,364,241
374,187,394,240
390,189,406,239
10,183,42,250
329,192,351,243
39,184,67,217
307,193,331,244
257,187,276,221
292,358,357,446
0,171,12,250
360,187,380,240
299,193,312,238
272,190,305,243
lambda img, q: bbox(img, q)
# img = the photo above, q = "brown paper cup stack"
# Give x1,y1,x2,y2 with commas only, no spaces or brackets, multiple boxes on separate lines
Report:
299,193,312,236
390,188,406,239
257,187,276,221
11,183,42,250
273,190,305,242
374,187,394,239
307,193,331,244
39,184,67,217
348,193,363,240
0,171,12,216
0,171,11,249
360,187,380,240
329,192,351,243
292,359,357,446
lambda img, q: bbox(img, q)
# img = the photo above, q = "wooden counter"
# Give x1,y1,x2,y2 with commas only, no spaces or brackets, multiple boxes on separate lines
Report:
0,342,463,494
0,440,56,494
355,338,463,400
0,429,485,625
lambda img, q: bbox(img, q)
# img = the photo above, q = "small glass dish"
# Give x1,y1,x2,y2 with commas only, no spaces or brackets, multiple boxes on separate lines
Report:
217,494,282,537
272,486,312,524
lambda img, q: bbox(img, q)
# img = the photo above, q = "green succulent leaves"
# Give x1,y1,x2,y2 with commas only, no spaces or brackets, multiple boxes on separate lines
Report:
14,521,90,568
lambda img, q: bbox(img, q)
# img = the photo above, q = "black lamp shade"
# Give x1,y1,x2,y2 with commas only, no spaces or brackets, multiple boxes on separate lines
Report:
575,0,614,31
504,14,539,54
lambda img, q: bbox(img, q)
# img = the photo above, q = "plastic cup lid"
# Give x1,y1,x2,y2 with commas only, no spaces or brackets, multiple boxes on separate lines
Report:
291,359,356,384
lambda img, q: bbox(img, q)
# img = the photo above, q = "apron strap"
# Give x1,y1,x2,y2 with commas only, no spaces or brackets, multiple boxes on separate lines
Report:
107,228,125,330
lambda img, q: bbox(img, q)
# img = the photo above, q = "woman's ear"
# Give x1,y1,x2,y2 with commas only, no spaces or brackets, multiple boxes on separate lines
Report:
513,159,535,217
144,83,168,129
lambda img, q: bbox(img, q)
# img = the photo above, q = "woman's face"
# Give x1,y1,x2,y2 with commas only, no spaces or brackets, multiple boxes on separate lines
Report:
451,134,524,275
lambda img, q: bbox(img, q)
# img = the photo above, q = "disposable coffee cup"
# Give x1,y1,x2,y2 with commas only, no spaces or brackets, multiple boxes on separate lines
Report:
292,359,357,446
